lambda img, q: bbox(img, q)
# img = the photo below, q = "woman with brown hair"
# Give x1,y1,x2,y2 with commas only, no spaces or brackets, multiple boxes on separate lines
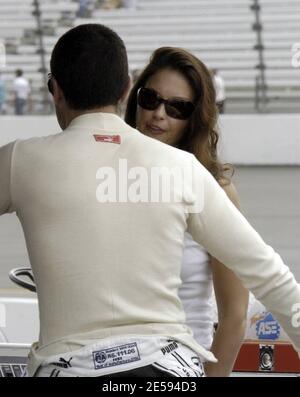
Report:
125,47,249,376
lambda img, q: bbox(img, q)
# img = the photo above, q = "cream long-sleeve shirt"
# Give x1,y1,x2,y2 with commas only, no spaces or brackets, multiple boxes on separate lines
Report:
0,112,299,375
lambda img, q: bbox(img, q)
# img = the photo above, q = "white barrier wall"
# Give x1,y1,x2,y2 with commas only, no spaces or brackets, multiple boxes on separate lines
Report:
1,114,300,165
218,114,300,165
0,116,59,146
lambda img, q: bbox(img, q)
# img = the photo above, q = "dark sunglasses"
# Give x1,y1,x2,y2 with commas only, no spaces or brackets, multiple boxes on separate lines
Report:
137,87,195,120
47,73,54,95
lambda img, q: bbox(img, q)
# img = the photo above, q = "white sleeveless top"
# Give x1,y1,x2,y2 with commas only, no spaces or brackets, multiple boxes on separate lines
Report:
178,232,215,350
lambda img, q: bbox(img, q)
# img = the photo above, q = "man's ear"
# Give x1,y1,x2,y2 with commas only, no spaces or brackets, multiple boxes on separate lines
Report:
119,75,133,104
52,78,65,106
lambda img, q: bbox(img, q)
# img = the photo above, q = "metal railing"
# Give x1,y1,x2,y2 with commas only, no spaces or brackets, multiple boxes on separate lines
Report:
251,0,268,112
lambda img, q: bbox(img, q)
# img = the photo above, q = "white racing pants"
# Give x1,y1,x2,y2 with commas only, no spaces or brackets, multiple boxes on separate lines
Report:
32,336,205,377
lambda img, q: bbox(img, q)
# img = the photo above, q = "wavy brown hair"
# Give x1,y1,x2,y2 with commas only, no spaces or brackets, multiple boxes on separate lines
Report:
125,47,232,184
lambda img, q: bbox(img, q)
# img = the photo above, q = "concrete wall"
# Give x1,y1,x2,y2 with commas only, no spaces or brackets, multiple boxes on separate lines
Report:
0,116,58,146
1,114,300,165
218,114,300,165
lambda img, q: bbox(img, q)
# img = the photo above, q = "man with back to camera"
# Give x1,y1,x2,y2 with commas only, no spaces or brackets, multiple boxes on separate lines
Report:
0,24,300,377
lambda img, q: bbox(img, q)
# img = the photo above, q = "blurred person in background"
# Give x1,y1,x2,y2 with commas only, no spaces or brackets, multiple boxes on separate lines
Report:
211,68,226,114
13,69,31,115
131,68,141,84
99,0,122,9
76,0,91,18
125,47,249,377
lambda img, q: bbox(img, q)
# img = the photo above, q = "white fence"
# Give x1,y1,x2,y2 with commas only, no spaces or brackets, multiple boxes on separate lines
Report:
1,114,300,165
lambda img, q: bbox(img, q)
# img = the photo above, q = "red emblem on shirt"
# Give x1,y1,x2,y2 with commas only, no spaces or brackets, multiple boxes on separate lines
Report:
93,134,121,144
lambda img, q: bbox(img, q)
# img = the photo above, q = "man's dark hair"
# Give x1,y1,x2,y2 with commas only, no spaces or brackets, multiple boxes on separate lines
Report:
16,69,23,77
50,24,129,110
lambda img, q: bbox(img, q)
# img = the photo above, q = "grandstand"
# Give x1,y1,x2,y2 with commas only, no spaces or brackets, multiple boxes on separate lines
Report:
0,0,300,113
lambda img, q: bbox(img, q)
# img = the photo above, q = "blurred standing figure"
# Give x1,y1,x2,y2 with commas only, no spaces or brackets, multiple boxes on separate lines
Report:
100,0,121,9
76,0,93,17
212,69,226,114
131,68,141,84
13,69,30,115
0,72,5,114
